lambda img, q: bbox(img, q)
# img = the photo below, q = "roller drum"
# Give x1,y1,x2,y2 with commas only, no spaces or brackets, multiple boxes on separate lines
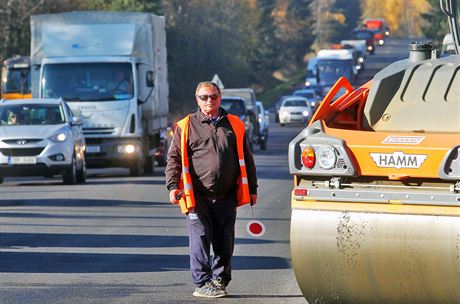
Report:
291,208,460,303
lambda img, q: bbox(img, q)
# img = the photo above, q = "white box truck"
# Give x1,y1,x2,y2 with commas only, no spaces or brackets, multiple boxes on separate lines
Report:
30,11,169,175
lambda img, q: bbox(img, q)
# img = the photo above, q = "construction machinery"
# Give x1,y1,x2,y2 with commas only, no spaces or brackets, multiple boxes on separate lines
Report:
289,0,460,303
1,56,31,99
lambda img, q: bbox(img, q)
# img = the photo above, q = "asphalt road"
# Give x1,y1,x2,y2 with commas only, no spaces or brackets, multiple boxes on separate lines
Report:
0,37,411,304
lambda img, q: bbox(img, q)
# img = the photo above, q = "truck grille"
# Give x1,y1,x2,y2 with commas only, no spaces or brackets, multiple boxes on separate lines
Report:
0,148,45,156
83,128,115,135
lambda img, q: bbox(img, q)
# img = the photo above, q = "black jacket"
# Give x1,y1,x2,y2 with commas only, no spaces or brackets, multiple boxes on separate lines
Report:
165,108,257,199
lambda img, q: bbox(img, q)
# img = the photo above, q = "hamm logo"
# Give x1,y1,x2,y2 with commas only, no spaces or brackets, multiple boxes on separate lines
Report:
370,152,427,169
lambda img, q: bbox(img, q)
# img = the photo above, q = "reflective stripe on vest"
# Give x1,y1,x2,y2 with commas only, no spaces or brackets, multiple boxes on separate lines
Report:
226,114,251,206
175,113,251,214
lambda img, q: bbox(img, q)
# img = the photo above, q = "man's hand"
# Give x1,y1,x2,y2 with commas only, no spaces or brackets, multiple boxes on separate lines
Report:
169,189,182,204
250,194,258,206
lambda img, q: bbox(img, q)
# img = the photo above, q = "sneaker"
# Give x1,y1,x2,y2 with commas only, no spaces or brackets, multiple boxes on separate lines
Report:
192,281,227,298
212,277,227,293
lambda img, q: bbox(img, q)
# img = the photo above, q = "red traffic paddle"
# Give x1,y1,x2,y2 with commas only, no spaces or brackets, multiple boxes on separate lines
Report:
246,205,265,237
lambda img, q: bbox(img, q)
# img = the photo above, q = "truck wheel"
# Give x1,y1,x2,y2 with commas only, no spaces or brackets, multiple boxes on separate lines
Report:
129,157,144,177
260,139,267,151
76,156,87,183
63,154,77,185
144,155,155,174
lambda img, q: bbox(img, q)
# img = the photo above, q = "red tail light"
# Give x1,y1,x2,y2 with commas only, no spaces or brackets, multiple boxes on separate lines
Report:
301,147,315,169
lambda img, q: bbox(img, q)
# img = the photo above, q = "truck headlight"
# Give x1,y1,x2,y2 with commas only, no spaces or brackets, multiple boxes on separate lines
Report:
302,110,309,117
317,145,337,169
117,144,137,154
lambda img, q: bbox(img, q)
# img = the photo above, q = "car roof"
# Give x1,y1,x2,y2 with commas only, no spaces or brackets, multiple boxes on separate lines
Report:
294,89,315,93
1,98,63,106
221,96,245,101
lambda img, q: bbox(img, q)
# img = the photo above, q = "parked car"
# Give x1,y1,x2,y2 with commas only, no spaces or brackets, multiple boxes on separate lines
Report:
0,98,86,184
220,96,255,149
292,89,321,110
278,96,313,126
256,101,269,150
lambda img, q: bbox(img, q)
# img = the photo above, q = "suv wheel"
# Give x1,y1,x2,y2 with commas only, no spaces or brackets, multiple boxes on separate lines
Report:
76,156,87,183
63,154,77,185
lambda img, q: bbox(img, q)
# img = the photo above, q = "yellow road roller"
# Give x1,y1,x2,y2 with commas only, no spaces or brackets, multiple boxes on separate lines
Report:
289,1,460,303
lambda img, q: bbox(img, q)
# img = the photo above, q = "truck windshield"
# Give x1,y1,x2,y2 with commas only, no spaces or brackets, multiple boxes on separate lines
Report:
42,63,133,101
353,30,372,40
317,60,353,85
2,68,31,94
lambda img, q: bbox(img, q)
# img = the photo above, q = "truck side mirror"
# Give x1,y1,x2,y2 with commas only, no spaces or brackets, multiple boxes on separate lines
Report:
146,71,155,88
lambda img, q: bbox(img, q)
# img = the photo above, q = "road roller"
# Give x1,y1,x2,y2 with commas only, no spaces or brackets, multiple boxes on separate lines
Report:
288,1,460,303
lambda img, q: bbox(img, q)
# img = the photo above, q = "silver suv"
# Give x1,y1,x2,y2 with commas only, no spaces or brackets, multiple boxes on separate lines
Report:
0,98,86,184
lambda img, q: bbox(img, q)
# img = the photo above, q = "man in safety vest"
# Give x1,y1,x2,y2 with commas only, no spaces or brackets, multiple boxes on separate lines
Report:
166,81,258,298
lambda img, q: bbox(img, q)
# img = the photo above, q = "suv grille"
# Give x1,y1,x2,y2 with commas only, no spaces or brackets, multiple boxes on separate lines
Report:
0,148,45,156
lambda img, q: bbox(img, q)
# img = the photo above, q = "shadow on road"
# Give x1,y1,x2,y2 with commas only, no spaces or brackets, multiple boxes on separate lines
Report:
0,199,165,208
0,251,290,273
0,232,276,249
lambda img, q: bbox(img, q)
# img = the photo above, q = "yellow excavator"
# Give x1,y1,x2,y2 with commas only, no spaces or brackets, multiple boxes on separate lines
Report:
1,55,31,99
289,0,460,303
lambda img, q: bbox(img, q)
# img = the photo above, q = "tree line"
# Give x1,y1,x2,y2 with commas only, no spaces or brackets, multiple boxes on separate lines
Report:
0,0,448,114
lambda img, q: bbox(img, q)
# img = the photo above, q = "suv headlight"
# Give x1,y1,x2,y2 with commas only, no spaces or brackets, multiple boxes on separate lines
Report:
317,145,337,169
49,130,69,143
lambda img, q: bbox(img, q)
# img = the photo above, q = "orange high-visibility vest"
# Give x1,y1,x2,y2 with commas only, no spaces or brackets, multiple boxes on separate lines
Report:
175,113,251,214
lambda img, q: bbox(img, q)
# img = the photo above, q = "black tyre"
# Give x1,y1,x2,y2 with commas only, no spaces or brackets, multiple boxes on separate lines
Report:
63,154,77,185
129,157,144,177
144,155,155,174
76,156,87,184
260,139,267,151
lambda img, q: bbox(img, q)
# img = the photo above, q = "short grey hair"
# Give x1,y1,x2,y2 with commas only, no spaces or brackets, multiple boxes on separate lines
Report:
195,81,221,96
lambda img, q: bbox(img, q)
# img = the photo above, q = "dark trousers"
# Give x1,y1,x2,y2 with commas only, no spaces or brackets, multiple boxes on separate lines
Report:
186,191,237,287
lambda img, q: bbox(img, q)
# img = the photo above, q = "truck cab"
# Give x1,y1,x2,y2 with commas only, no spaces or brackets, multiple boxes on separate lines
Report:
316,49,357,97
363,18,386,46
1,56,32,100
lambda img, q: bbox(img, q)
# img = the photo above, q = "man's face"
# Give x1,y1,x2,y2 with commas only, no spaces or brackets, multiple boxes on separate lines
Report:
196,85,221,117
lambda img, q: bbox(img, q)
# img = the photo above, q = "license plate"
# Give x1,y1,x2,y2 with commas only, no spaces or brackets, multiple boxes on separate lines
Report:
8,156,37,165
86,145,101,153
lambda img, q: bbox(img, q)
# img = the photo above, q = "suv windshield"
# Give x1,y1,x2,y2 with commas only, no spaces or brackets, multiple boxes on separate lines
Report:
0,104,64,126
282,99,308,107
42,62,133,101
220,98,246,117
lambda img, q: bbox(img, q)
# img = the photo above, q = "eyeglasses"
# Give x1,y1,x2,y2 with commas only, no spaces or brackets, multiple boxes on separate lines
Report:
197,94,220,101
